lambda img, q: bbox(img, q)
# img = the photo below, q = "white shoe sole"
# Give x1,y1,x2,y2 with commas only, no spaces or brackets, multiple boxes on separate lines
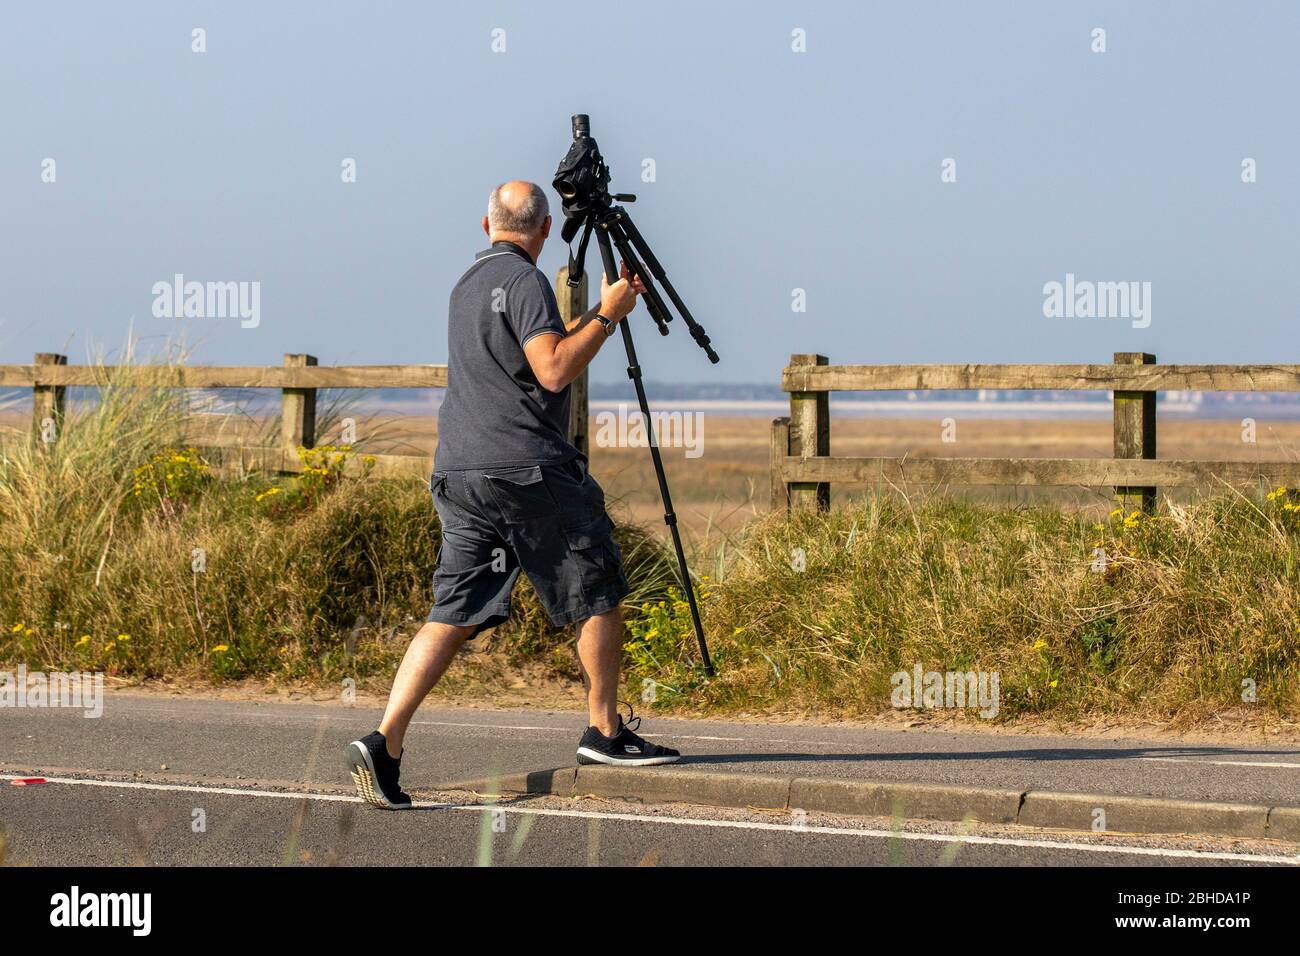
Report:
345,740,412,810
575,746,681,767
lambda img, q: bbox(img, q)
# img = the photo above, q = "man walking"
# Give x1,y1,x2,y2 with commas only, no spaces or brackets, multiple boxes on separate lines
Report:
346,181,681,810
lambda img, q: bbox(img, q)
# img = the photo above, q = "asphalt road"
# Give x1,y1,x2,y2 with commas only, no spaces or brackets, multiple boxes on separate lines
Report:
8,772,1300,867
6,694,1300,803
3,694,1299,866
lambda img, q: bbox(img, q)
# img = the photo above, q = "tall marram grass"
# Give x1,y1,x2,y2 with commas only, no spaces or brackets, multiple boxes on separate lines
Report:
643,491,1300,721
0,357,675,684
4,354,1298,722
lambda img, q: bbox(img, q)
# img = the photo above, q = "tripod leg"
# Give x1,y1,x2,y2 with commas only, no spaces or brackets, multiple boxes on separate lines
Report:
595,223,618,283
614,209,719,363
593,229,716,677
598,220,671,336
617,315,715,677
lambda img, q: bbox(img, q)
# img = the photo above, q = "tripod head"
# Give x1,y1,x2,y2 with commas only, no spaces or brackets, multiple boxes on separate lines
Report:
552,114,719,364
553,114,636,243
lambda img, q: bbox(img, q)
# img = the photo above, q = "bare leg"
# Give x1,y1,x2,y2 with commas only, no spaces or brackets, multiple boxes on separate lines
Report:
378,620,474,757
576,607,623,737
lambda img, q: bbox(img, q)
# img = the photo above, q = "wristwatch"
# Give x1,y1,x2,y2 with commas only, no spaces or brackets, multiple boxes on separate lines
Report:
595,313,617,336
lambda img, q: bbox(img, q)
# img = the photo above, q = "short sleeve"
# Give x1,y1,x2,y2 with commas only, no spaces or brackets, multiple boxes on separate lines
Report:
508,269,566,346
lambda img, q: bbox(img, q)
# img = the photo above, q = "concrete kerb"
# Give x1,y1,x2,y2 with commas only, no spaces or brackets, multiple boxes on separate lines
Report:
442,766,1300,844
1017,790,1270,839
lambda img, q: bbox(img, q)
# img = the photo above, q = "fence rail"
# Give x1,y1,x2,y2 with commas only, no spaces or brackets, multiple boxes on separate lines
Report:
773,351,1300,513
0,364,450,389
781,363,1300,393
2,268,590,476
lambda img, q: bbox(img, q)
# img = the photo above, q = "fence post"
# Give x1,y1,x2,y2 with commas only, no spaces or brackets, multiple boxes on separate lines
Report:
556,265,590,457
1113,351,1157,514
32,352,68,444
281,353,317,455
770,416,791,511
788,353,830,511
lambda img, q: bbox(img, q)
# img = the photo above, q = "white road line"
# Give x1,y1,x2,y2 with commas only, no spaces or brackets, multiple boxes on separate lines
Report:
1140,756,1300,770
4,774,368,804
409,722,753,743
72,705,785,744
96,704,574,734
5,773,1298,865
411,720,565,733
480,804,1300,865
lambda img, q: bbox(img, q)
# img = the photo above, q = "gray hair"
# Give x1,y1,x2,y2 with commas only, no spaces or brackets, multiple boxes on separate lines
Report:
487,182,550,234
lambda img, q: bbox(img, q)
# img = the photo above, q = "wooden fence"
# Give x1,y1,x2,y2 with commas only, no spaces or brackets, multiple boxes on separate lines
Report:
772,352,1300,513
11,310,1300,512
0,268,590,480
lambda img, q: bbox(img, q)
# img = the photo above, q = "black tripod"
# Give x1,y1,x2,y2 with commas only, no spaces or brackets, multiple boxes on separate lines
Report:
557,120,719,676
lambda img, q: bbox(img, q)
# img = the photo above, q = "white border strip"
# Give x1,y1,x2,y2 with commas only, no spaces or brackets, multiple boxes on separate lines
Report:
1140,756,1300,770
5,773,1298,865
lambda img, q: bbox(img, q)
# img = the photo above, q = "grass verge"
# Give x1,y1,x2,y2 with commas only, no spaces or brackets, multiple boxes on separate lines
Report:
637,490,1300,722
2,359,1298,723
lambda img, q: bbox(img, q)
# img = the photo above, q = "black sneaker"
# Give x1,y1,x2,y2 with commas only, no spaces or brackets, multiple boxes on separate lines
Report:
576,705,681,767
344,731,413,810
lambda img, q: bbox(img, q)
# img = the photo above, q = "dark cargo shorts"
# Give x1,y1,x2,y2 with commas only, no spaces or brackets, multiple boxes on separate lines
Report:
427,455,630,636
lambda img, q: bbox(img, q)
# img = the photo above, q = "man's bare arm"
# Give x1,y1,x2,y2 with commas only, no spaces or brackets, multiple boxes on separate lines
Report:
525,266,643,392
565,304,601,334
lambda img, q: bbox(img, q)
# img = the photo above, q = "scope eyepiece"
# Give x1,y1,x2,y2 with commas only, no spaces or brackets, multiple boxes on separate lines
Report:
571,114,590,140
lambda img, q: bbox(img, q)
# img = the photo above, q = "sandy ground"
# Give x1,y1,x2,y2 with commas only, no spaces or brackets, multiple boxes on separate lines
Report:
6,406,1290,540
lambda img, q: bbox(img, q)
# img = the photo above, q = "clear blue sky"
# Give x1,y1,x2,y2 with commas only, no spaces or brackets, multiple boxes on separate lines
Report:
1,1,1296,384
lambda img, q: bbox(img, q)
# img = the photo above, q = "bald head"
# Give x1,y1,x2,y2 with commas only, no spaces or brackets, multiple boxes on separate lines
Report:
482,180,552,261
488,181,550,236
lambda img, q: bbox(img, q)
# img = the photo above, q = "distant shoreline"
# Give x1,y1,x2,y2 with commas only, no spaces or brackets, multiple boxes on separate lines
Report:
5,387,1300,421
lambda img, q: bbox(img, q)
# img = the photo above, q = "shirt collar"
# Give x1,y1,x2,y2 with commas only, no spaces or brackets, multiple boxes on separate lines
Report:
477,240,535,265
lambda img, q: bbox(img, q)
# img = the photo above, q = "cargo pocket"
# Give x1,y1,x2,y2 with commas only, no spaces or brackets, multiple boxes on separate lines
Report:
582,472,608,514
483,465,559,524
564,513,621,591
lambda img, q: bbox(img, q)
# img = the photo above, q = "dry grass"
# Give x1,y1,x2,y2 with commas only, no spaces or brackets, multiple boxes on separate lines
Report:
628,489,1300,722
3,363,1298,723
0,357,677,685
